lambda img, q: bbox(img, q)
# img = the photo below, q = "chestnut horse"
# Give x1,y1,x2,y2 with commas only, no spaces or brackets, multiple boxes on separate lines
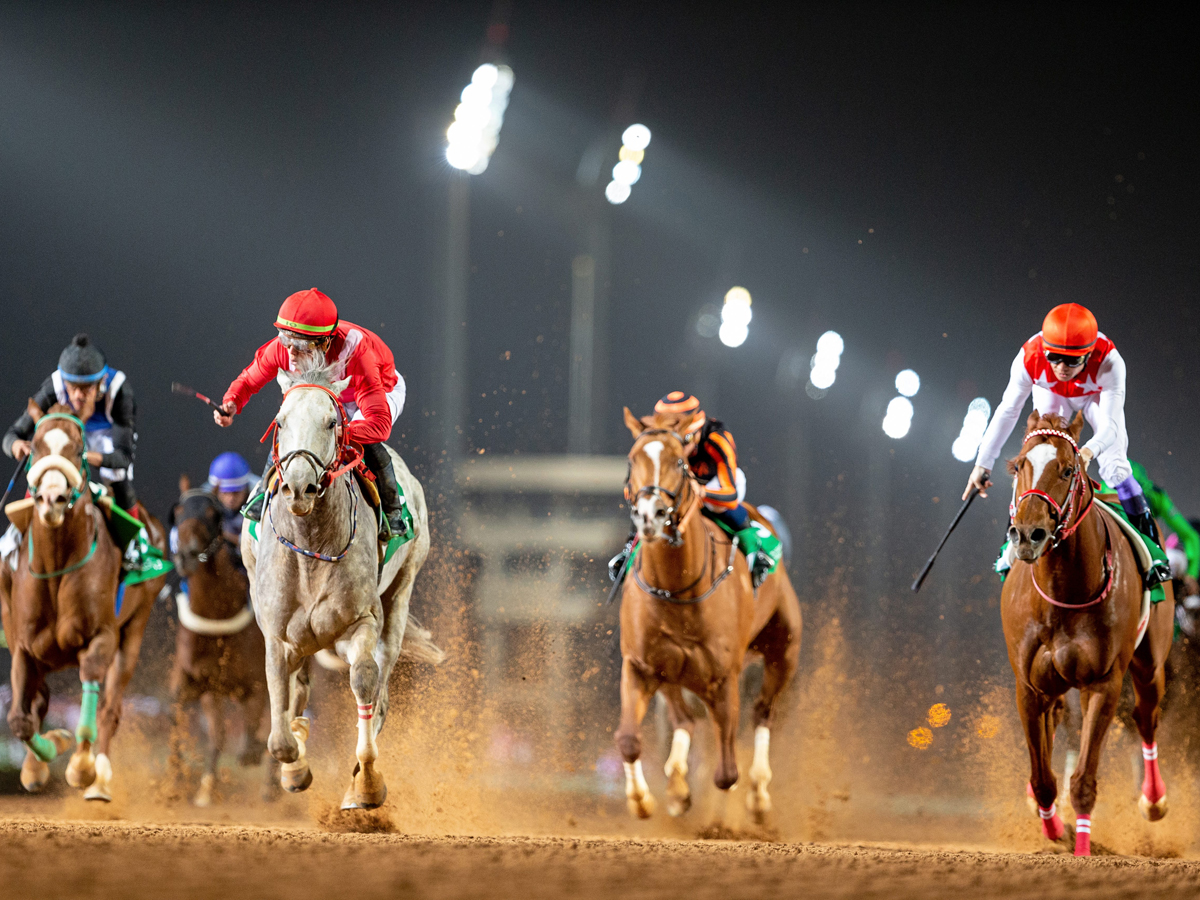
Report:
0,403,169,801
169,488,274,806
615,406,801,820
1003,412,1173,855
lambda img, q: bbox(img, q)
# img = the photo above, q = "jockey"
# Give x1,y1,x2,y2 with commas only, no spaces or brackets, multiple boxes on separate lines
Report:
964,303,1171,585
3,333,140,513
214,288,408,539
610,391,773,588
208,451,257,542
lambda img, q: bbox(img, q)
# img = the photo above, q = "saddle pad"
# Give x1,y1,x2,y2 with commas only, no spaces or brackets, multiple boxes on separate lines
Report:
1094,502,1154,648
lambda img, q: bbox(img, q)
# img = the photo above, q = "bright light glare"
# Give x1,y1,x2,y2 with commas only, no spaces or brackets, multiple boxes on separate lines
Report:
622,124,652,151
952,397,991,461
471,64,499,88
724,286,752,306
883,416,912,439
461,82,492,107
605,180,631,204
612,160,642,186
895,369,920,397
447,65,514,173
810,365,837,390
721,288,753,328
883,396,914,439
816,331,844,356
719,320,749,348
446,143,481,170
619,145,645,164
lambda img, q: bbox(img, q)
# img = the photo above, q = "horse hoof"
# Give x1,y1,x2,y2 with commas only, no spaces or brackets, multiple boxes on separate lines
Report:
666,794,691,818
627,794,656,819
746,788,772,822
1040,813,1064,842
84,784,112,803
66,748,96,789
353,766,388,810
20,755,51,793
281,765,313,793
340,781,361,811
665,769,691,818
354,783,387,810
1139,793,1168,822
194,773,216,808
1074,829,1091,856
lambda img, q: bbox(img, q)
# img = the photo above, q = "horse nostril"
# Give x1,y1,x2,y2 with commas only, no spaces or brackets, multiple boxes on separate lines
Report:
1031,528,1047,544
654,509,666,519
303,484,318,496
1007,526,1019,543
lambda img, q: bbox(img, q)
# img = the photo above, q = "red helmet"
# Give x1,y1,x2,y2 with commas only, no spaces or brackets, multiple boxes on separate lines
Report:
275,288,338,336
655,391,706,435
1041,303,1097,355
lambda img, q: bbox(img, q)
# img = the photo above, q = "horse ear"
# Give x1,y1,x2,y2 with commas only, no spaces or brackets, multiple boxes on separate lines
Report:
179,473,191,494
277,370,297,393
1068,411,1086,440
27,398,43,423
1024,410,1040,435
331,377,351,396
624,406,646,438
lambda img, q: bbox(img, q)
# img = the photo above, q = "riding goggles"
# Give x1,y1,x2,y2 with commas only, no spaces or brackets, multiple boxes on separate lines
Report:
1045,351,1089,368
277,329,329,352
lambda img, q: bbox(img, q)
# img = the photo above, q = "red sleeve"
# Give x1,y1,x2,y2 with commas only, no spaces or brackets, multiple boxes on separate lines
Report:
344,336,393,445
223,338,289,414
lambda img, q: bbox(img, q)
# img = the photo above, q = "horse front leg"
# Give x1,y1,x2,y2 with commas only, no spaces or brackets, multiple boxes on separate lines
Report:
338,616,386,810
265,636,312,793
67,625,116,796
7,650,70,792
1070,677,1122,856
707,675,741,792
614,657,659,818
1015,680,1064,844
193,691,225,807
661,684,696,817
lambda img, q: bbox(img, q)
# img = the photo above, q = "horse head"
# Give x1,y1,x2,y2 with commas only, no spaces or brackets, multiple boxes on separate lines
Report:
173,490,225,577
274,366,351,516
26,403,86,529
623,406,696,545
1006,411,1086,561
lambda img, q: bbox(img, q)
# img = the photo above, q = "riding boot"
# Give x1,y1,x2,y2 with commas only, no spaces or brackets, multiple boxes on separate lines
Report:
732,525,771,588
362,443,408,541
242,476,267,523
1120,491,1172,586
608,530,637,582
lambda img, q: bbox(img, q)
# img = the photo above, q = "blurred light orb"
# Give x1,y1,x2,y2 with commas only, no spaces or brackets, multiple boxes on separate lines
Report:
612,160,642,186
883,416,912,439
952,397,992,461
618,145,645,164
446,142,482,171
895,369,920,397
810,365,837,390
471,63,499,88
461,82,492,108
622,124,652,151
493,65,515,93
724,286,752,306
696,312,720,339
816,330,844,357
605,180,631,204
719,320,749,348
883,396,914,439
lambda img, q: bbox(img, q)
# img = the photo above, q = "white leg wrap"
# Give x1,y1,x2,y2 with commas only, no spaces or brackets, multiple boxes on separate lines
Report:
356,704,377,763
664,728,691,778
749,725,772,786
624,759,649,800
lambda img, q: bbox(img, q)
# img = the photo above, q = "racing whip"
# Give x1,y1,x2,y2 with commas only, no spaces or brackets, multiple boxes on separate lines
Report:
911,487,979,593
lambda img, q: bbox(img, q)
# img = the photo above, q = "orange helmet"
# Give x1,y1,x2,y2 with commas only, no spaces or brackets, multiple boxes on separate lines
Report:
1041,303,1097,356
655,391,706,436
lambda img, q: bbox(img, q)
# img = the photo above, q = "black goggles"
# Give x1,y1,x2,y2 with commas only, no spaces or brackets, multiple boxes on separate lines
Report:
1045,352,1088,368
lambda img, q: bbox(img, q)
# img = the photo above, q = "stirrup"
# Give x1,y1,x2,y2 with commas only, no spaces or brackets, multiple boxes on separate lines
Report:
242,492,266,523
1144,559,1172,588
609,541,634,582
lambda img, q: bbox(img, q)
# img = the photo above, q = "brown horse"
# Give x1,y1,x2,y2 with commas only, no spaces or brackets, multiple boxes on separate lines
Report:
615,406,802,820
1003,412,1173,855
169,488,274,806
0,403,168,800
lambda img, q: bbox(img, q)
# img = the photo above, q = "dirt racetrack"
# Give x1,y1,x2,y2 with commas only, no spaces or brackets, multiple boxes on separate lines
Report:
2,818,1199,900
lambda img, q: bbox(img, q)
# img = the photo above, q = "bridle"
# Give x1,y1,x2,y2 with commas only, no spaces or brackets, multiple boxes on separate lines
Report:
176,489,227,565
261,383,362,564
27,413,89,510
1010,427,1113,609
625,429,701,549
260,383,364,497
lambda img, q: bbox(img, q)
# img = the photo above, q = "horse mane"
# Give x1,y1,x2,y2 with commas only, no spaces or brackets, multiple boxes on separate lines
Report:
288,358,341,388
1005,412,1076,476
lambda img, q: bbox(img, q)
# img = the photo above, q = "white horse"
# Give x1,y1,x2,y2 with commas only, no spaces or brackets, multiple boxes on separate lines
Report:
242,365,441,809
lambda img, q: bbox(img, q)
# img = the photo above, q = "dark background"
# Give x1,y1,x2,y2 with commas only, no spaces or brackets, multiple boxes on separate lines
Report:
2,3,1197,688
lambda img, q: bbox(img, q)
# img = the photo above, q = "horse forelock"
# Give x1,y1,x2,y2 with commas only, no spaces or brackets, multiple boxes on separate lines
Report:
1006,414,1075,476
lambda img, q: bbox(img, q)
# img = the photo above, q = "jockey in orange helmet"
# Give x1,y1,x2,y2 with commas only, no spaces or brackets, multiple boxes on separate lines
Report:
964,303,1171,585
610,391,773,587
214,288,409,539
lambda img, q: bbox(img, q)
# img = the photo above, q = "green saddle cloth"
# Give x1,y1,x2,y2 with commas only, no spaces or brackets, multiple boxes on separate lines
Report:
95,486,173,586
994,484,1167,605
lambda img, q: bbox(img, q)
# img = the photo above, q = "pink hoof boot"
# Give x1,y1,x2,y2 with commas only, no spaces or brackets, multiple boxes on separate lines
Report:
1038,802,1064,842
1074,814,1091,856
1139,743,1168,821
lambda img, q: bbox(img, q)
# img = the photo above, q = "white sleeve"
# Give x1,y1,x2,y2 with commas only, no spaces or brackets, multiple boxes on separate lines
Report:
975,349,1033,471
1082,349,1125,457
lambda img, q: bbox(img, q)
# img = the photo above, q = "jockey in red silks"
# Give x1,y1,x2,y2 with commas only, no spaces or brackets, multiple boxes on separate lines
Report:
964,302,1171,585
610,391,773,587
214,288,408,538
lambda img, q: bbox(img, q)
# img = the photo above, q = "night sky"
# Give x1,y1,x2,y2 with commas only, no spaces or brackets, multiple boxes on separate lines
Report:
2,2,1196,607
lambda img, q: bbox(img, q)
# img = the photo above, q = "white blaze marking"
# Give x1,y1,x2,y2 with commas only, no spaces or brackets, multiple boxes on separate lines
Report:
1026,444,1057,489
43,429,71,458
643,440,665,487
664,728,691,778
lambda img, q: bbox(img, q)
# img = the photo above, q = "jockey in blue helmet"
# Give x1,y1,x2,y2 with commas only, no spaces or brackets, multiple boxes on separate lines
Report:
207,451,256,541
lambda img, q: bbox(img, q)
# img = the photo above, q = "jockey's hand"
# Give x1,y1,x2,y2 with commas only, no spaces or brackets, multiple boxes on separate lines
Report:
1080,447,1095,469
964,465,992,500
85,451,102,467
10,439,32,461
213,403,235,428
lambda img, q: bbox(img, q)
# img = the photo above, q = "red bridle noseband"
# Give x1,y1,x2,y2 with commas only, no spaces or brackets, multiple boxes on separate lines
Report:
260,383,364,493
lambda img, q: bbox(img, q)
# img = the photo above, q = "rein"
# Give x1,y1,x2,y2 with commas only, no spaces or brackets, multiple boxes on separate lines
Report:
631,526,738,604
28,413,89,509
268,474,359,563
27,505,100,580
1012,427,1113,608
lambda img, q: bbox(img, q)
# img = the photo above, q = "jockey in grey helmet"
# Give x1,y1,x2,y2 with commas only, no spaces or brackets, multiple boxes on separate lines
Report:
3,334,140,513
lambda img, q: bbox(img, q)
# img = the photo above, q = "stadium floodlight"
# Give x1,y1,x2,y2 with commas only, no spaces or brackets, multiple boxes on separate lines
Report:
446,63,514,174
606,123,652,204
952,397,992,462
883,395,914,439
807,330,844,394
719,287,752,348
895,369,920,398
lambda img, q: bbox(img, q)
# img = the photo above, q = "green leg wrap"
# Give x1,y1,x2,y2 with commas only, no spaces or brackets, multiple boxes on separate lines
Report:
77,681,101,744
26,733,60,763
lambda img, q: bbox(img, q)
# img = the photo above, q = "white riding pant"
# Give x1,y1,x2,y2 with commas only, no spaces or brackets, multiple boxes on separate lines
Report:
1032,386,1131,487
343,378,406,432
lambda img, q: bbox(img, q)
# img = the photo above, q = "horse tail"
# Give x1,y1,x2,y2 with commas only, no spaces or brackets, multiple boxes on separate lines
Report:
400,615,446,665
